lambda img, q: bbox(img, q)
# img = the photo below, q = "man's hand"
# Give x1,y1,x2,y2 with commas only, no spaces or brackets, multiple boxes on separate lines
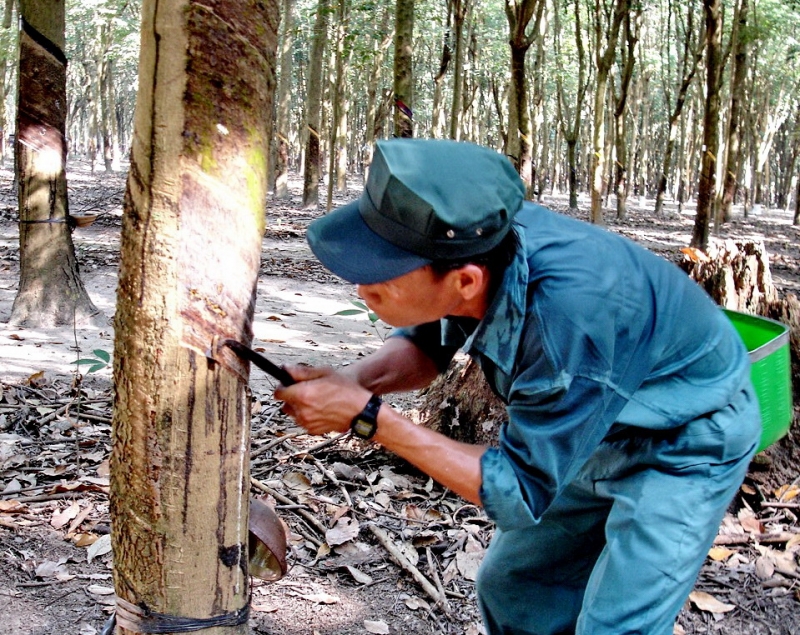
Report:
275,367,373,436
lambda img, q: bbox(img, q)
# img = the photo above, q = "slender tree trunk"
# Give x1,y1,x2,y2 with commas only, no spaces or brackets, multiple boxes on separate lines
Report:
613,7,639,220
448,0,466,140
719,0,749,225
555,0,587,211
111,1,278,633
654,3,703,216
691,0,723,250
274,0,294,200
364,9,392,177
393,0,414,138
11,0,99,327
794,167,800,225
589,0,626,225
302,0,329,208
431,23,452,140
326,0,349,211
504,0,544,195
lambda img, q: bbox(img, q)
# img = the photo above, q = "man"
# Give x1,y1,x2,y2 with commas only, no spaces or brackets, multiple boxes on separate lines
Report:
276,139,761,635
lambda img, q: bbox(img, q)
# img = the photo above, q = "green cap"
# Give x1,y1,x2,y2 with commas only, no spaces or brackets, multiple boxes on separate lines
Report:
307,139,524,284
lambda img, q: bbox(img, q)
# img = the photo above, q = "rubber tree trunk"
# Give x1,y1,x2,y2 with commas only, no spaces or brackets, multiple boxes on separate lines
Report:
720,0,749,224
589,0,626,226
393,0,414,138
691,0,723,250
302,0,329,208
111,1,278,633
504,0,543,196
554,0,588,211
273,0,294,200
11,0,99,328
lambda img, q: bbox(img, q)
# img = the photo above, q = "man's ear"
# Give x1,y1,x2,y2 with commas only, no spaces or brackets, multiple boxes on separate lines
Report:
452,264,489,301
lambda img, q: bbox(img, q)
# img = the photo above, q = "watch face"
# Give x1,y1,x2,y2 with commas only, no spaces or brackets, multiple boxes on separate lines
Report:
352,418,375,439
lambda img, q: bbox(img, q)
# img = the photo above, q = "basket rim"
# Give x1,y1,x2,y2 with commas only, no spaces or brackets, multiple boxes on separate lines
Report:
722,309,790,363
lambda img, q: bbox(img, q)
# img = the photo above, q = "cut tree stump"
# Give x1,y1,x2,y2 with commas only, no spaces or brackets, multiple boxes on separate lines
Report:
680,239,778,313
418,355,504,446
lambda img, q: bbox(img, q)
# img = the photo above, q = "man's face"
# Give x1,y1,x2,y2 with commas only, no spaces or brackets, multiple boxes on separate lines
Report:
356,265,485,328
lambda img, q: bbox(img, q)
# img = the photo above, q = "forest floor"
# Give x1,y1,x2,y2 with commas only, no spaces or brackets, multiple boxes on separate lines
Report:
0,162,799,635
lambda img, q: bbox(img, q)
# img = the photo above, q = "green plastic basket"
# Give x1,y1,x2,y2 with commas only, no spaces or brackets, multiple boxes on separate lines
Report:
724,309,793,452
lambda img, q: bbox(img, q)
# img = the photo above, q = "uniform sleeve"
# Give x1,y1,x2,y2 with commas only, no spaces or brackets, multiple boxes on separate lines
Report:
390,321,461,373
480,374,628,531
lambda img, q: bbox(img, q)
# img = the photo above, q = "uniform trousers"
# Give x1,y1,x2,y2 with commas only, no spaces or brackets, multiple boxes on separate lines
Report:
477,384,761,635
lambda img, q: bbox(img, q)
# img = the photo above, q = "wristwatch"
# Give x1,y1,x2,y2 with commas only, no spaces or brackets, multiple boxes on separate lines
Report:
350,394,382,440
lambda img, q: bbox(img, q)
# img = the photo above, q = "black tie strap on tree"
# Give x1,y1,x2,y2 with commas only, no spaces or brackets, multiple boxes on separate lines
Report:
19,217,78,230
112,596,250,634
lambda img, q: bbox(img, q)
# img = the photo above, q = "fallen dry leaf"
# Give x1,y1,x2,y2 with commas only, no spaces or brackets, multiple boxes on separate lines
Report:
689,591,736,614
283,471,312,492
456,550,483,582
708,546,736,562
299,592,339,604
774,483,800,502
51,501,81,530
403,596,431,611
345,565,372,585
755,555,776,580
364,619,390,634
0,500,27,513
737,508,763,534
325,517,360,546
86,534,112,563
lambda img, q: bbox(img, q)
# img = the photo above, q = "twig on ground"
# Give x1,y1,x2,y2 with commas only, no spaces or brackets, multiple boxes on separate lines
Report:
251,430,305,459
368,524,451,614
426,547,451,612
713,531,799,545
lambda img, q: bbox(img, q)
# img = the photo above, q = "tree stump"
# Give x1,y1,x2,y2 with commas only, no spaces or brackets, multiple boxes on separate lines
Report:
418,355,504,446
679,239,778,313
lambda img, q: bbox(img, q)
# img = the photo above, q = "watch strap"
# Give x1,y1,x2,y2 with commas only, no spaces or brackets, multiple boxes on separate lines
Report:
350,394,382,440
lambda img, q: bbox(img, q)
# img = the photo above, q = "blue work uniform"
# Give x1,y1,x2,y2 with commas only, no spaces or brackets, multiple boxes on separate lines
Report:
396,203,761,635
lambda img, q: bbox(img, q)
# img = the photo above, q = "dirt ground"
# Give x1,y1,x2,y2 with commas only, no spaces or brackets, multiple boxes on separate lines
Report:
0,162,799,635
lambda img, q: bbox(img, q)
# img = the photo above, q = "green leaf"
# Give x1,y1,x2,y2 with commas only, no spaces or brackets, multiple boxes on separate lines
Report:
87,364,106,374
335,309,365,316
75,358,101,366
92,349,111,363
349,300,369,311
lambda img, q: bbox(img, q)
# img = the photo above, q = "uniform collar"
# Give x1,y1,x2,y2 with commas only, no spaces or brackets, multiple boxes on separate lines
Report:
459,227,529,375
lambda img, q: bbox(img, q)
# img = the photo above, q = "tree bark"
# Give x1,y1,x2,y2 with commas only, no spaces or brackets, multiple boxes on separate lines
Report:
504,0,544,195
274,0,295,200
302,0,329,208
719,0,749,225
589,0,627,226
363,8,393,176
691,0,723,250
653,2,704,217
431,13,452,140
393,0,414,138
11,0,100,328
326,0,350,210
555,0,588,211
612,7,639,220
111,1,278,633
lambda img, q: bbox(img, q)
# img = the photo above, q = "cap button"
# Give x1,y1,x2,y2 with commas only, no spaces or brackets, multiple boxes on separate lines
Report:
475,228,483,236
446,229,455,238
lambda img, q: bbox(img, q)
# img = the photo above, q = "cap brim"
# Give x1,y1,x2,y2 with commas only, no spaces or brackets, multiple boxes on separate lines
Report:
307,200,432,285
